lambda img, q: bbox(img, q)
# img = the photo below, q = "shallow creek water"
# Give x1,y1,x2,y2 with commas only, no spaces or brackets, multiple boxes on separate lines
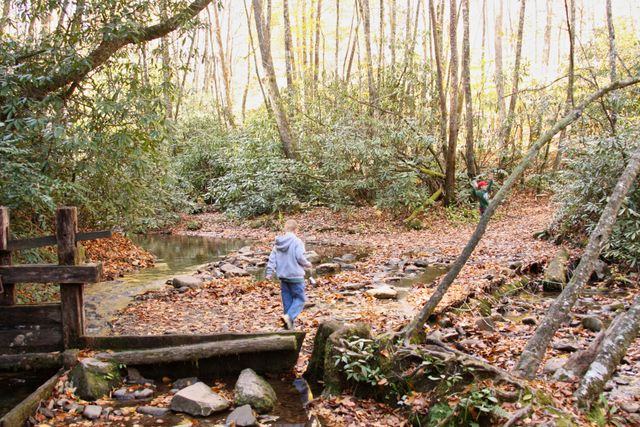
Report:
0,369,58,419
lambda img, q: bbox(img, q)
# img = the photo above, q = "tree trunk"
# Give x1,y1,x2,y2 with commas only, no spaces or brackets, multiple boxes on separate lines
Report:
301,0,308,79
553,0,576,171
543,0,552,69
252,0,297,159
494,0,506,163
334,0,339,79
357,0,377,109
461,0,476,178
377,0,384,83
443,0,459,206
575,295,640,409
174,30,197,121
606,0,617,132
501,0,526,169
514,144,640,378
212,3,235,126
0,0,10,35
283,0,296,89
429,0,447,160
401,75,640,344
390,0,396,67
243,0,271,113
313,0,322,83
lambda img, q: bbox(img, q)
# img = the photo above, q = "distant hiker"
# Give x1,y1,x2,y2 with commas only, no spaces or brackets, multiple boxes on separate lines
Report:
265,219,312,330
472,179,494,216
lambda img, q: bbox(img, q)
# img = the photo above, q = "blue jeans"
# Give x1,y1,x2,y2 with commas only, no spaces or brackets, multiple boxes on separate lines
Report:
280,280,306,321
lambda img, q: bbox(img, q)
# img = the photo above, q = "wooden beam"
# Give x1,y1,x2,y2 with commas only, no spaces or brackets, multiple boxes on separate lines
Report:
0,352,63,371
0,371,62,427
0,304,62,326
0,207,14,305
57,207,84,348
96,335,298,365
6,230,112,251
0,264,102,283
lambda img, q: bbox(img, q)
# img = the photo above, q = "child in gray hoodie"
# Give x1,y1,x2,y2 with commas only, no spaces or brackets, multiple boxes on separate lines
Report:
265,220,312,330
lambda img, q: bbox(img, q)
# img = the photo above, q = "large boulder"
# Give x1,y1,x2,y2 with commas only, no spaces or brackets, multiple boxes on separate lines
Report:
69,358,121,401
170,382,230,416
234,369,277,414
543,248,569,291
172,275,203,289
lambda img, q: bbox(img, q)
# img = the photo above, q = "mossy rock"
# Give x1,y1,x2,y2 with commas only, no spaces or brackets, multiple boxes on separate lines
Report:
233,368,277,414
69,358,121,401
304,320,344,386
322,322,372,397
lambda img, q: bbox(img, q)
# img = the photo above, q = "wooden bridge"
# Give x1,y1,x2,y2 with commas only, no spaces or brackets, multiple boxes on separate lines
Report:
0,206,304,375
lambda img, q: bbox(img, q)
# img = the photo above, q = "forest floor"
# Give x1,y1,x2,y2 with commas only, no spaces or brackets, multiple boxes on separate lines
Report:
99,194,639,425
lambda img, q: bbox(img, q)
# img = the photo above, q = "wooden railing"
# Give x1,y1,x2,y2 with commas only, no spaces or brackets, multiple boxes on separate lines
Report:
0,207,109,352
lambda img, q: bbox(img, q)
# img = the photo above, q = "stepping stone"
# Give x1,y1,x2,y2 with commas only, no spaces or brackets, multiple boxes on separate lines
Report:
136,406,170,416
226,404,257,426
170,382,230,416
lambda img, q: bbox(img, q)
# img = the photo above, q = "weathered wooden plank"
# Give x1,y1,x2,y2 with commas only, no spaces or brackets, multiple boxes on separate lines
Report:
57,207,84,348
0,264,102,283
0,304,62,326
82,331,306,350
0,352,63,371
6,230,112,251
0,326,64,354
96,335,298,365
0,207,15,306
0,370,62,427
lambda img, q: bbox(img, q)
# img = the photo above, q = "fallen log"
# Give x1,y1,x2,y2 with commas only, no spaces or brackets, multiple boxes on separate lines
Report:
96,335,298,365
575,295,640,409
0,349,79,371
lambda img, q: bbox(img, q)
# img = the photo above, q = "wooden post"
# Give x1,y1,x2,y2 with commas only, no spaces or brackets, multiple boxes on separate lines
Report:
56,207,84,348
0,207,15,305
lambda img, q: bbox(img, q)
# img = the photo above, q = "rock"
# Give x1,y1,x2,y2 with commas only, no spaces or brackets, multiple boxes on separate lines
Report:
225,404,257,426
173,377,200,390
543,358,566,375
440,328,459,341
82,405,103,420
234,369,277,414
475,317,496,332
113,388,135,400
491,313,507,322
342,283,365,291
305,251,321,264
438,316,454,328
304,321,344,385
522,316,537,325
581,316,603,332
69,358,121,401
316,263,340,275
365,285,398,300
459,338,487,349
604,302,625,312
340,263,357,271
126,367,153,385
340,253,356,262
404,265,423,273
414,259,429,268
620,402,640,413
170,382,230,416
172,275,203,289
134,388,154,399
552,341,580,352
543,248,569,292
177,286,190,293
136,406,170,416
238,246,253,254
220,263,249,277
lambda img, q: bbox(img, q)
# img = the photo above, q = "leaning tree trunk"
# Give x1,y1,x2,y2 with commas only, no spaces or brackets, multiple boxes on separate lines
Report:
401,75,640,344
461,0,476,178
575,294,640,409
514,145,640,378
252,0,298,159
443,0,459,206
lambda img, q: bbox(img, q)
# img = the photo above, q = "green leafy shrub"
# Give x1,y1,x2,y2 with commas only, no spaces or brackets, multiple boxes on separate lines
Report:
551,134,640,269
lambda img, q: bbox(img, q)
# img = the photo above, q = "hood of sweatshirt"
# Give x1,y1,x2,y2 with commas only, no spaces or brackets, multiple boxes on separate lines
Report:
275,233,297,252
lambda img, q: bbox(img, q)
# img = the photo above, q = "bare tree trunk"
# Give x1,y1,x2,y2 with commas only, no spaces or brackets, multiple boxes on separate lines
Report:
606,0,617,132
174,30,197,121
501,0,526,169
334,0,340,79
462,0,476,178
283,0,296,89
553,0,575,171
543,0,552,69
429,0,447,160
0,0,10,35
401,75,640,344
160,0,173,119
444,0,459,206
243,0,271,113
494,0,506,163
514,145,640,378
378,0,384,83
301,0,308,79
313,0,322,83
213,3,235,126
345,14,360,81
390,0,396,68
357,0,377,109
252,0,297,159
575,294,640,409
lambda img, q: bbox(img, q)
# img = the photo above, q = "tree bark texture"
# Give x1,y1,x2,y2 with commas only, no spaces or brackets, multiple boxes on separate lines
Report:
514,144,640,378
252,0,297,159
461,0,476,178
356,0,377,109
212,3,235,126
606,0,618,131
443,0,459,206
402,76,640,344
429,0,447,159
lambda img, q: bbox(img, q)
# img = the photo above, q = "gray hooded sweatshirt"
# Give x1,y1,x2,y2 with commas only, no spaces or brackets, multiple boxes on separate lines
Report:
265,232,311,281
